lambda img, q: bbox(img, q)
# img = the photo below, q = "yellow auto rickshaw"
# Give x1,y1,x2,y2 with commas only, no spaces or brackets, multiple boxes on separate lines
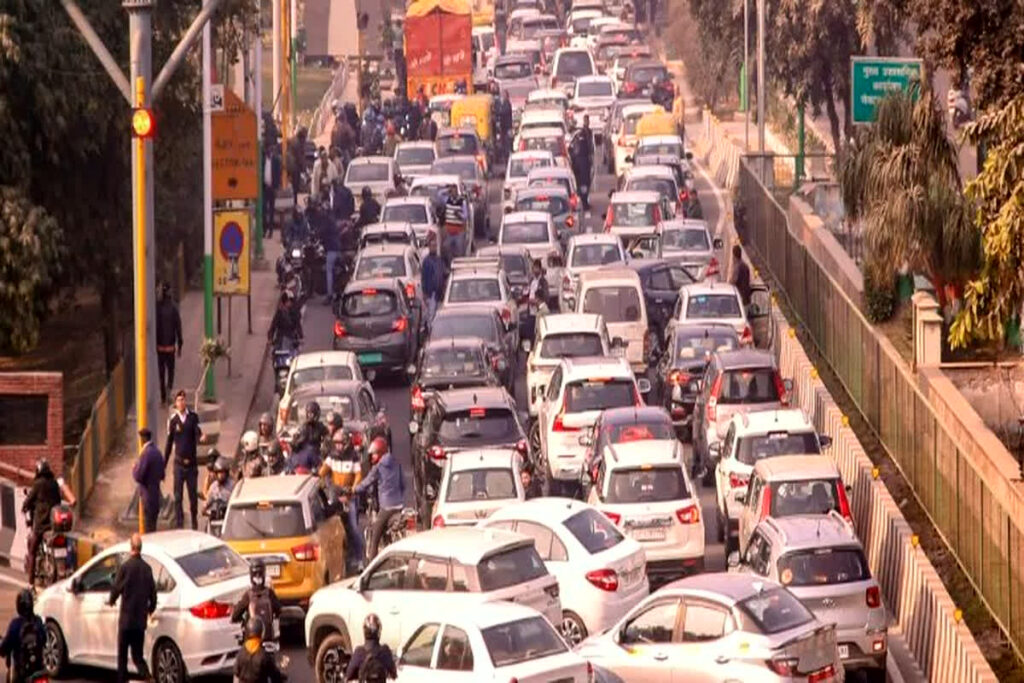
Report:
635,110,679,139
449,94,497,173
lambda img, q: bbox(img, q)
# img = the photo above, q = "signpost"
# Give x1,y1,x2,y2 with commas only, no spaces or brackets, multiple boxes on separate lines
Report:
212,88,259,201
213,210,251,295
851,56,923,124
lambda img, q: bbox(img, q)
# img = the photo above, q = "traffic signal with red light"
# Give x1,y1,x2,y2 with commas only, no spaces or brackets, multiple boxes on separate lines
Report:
131,108,156,138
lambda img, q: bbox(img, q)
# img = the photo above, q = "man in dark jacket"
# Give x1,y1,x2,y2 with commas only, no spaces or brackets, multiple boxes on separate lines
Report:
164,390,204,530
268,293,303,345
109,533,157,683
729,244,752,307
155,282,183,405
498,91,514,158
23,459,61,582
571,116,595,210
332,179,356,221
133,428,165,533
345,614,397,681
355,437,405,559
356,187,382,229
420,235,444,324
0,589,45,681
287,127,308,201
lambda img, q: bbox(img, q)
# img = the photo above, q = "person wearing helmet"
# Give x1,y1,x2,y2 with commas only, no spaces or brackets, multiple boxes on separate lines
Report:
356,186,382,229
354,436,404,559
292,401,329,455
257,412,277,454
22,458,68,583
0,589,46,682
325,410,344,438
345,613,397,681
241,430,265,479
382,120,402,158
203,451,235,516
320,427,364,569
233,616,284,683
264,439,287,475
232,559,283,645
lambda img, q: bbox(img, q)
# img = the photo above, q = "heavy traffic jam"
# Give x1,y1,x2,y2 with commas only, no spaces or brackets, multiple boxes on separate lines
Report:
25,0,886,681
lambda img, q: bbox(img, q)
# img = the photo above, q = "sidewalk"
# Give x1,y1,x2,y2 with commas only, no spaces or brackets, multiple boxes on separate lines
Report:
77,237,284,545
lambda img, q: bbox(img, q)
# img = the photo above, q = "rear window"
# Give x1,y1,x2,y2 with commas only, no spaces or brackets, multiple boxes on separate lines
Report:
736,432,821,466
582,286,642,323
448,278,502,302
476,545,548,591
770,478,842,517
396,147,436,165
502,221,549,244
603,418,675,443
438,408,520,446
433,160,479,182
778,548,870,587
719,368,781,403
516,195,569,216
685,293,742,318
737,587,814,635
438,135,479,156
528,176,572,195
630,65,669,84
499,254,529,276
290,365,355,389
555,51,594,78
540,332,603,358
423,346,487,378
674,328,737,360
571,243,622,266
355,255,406,279
446,468,517,502
563,507,624,554
382,205,429,224
495,61,532,79
523,136,563,156
509,156,553,178
664,228,710,251
346,163,389,183
610,201,656,227
176,545,250,587
626,178,675,200
342,290,398,316
564,378,636,412
571,17,594,33
482,616,567,668
432,313,500,342
637,141,683,157
223,502,308,540
577,80,614,97
605,466,689,504
289,395,354,423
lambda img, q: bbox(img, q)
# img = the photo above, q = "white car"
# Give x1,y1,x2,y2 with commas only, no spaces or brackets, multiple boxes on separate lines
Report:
345,156,399,206
514,108,569,151
480,498,649,646
559,233,628,311
432,449,526,528
444,257,520,342
394,141,438,182
621,165,682,218
498,210,564,293
518,126,570,162
352,243,423,300
660,217,722,274
523,312,614,417
503,150,555,213
396,602,592,682
570,75,616,141
673,281,752,343
572,267,651,374
534,356,648,493
524,88,570,116
382,195,441,250
611,102,663,177
604,190,667,241
305,528,562,675
277,350,367,431
566,8,603,37
39,530,251,681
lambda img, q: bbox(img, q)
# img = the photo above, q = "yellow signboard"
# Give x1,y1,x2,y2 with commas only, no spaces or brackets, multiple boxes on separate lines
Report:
213,210,251,295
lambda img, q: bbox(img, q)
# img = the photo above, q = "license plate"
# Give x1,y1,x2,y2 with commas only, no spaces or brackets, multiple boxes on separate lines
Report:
266,564,281,578
631,527,666,542
838,644,849,659
52,548,67,559
358,352,383,365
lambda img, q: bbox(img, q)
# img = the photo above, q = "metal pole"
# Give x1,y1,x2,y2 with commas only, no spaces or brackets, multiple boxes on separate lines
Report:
796,101,806,185
151,0,227,99
255,0,265,261
756,0,766,155
290,0,298,126
60,0,132,104
202,0,217,400
743,0,750,151
272,0,281,121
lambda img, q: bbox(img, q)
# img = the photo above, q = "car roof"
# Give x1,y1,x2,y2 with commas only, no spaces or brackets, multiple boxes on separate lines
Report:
503,210,552,223
410,174,462,187
539,312,604,334
357,243,412,257
457,601,554,630
558,355,633,377
520,126,567,137
753,454,840,479
432,155,481,167
638,134,684,145
715,348,775,369
521,109,566,122
386,527,531,564
577,266,641,285
528,88,568,100
761,514,860,551
516,186,570,199
348,156,392,165
385,195,432,207
450,267,502,280
576,74,613,84
606,439,685,468
396,140,437,150
363,222,413,233
486,496,595,524
342,277,404,294
103,530,228,561
626,165,676,179
290,379,365,400
527,166,573,179
292,351,357,370
662,218,709,231
424,335,486,351
232,474,316,503
600,405,673,425
626,59,667,70
438,127,480,138
731,408,813,434
436,304,500,319
438,386,514,410
611,190,661,203
509,150,555,161
569,232,621,246
476,244,532,259
661,572,782,605
680,281,742,297
496,53,533,65
448,448,518,472
622,102,661,116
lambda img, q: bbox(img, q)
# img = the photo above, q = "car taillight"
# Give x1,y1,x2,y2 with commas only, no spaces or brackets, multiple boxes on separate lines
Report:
500,307,512,323
585,568,619,592
190,600,232,619
519,139,527,151
569,194,578,210
837,481,852,521
707,373,722,421
586,661,594,683
351,430,364,447
809,665,837,683
759,485,772,521
767,657,799,676
706,256,719,277
292,542,321,561
429,445,447,460
617,134,625,147
603,510,621,525
515,439,528,454
679,189,689,204
566,214,575,228
773,372,788,406
668,369,690,386
405,281,416,298
476,154,486,171
333,320,347,337
411,385,426,412
730,472,749,489
623,81,637,93
740,325,753,344
675,505,700,524
432,515,446,528
562,274,572,291
552,396,579,432
392,316,409,332
51,534,67,548
866,585,881,608
604,209,613,231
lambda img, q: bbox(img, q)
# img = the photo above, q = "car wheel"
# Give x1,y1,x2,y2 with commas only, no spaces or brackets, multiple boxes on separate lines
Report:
560,611,588,646
315,632,351,683
42,621,67,677
153,640,185,683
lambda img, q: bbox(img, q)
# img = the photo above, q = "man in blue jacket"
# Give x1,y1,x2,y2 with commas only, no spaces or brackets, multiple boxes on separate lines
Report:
355,436,405,560
133,428,166,533
420,234,444,325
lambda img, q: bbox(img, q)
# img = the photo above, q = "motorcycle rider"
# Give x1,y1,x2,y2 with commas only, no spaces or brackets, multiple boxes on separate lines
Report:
257,413,277,455
23,458,73,584
354,437,405,560
268,293,303,347
345,614,397,682
265,440,287,475
0,589,45,682
234,617,284,683
232,559,283,644
321,427,365,569
240,430,266,479
291,402,329,456
331,176,356,221
202,452,234,527
356,186,382,229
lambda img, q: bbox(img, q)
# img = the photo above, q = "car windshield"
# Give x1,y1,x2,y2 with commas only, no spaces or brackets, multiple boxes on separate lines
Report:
674,329,737,360
503,221,549,244
347,163,389,183
665,228,710,250
382,205,429,224
290,365,355,388
523,136,563,155
509,156,553,178
446,468,517,502
432,314,499,343
476,545,548,591
603,418,675,443
423,347,488,378
572,243,622,266
528,97,565,109
433,160,478,182
610,202,656,226
563,507,624,553
438,135,479,156
637,141,682,157
555,51,593,78
540,332,603,358
577,80,614,97
342,290,398,316
289,395,355,423
564,379,636,412
355,256,406,279
626,178,675,200
448,278,502,302
498,255,529,276
778,548,870,587
571,16,594,33
176,545,251,587
719,368,781,403
438,408,520,445
623,112,651,135
495,61,533,79
222,502,308,540
396,147,435,165
583,286,642,323
606,466,689,503
630,65,669,84
737,587,814,635
770,479,843,517
737,432,821,466
482,616,567,668
685,293,741,318
516,195,569,216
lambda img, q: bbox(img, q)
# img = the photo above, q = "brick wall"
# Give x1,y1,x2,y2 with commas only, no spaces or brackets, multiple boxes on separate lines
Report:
0,373,63,480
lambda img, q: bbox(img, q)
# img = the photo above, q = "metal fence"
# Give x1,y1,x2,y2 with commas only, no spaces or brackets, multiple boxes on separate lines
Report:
738,158,1024,661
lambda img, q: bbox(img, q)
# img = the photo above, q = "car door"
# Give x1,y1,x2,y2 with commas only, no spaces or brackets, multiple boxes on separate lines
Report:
538,366,564,456
739,475,766,555
65,553,124,666
358,553,415,650
645,264,678,332
433,624,476,681
611,598,682,682
141,555,181,660
715,423,737,513
668,599,738,681
310,488,345,582
397,622,443,680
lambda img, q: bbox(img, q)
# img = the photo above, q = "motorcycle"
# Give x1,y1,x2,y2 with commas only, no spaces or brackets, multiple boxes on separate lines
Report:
362,484,417,558
204,498,227,537
24,503,74,588
272,336,300,396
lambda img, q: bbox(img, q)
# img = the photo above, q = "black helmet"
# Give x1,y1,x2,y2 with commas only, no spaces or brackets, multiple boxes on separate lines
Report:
35,458,51,477
212,454,231,474
245,616,265,641
305,401,321,422
15,589,33,619
266,439,284,464
249,558,266,587
361,186,373,200
326,410,343,431
363,613,382,641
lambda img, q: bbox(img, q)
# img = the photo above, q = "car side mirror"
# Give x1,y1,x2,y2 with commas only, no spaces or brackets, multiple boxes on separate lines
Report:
636,378,652,394
406,364,417,376
611,336,625,348
708,442,722,460
70,577,82,594
783,378,794,393
504,206,513,214
727,551,740,569
747,303,762,317
819,434,832,449
408,420,419,435
521,339,533,353
735,492,746,505
713,237,724,250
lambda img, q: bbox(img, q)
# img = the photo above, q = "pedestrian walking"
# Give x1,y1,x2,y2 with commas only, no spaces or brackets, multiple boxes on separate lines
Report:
132,428,165,533
420,234,445,325
155,282,182,406
164,390,205,530
263,145,279,238
442,184,468,265
729,243,752,307
109,533,157,683
287,127,308,201
570,116,595,211
320,202,342,304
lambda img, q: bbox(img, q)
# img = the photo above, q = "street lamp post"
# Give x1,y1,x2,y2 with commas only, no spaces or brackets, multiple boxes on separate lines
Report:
743,0,750,151
756,0,766,156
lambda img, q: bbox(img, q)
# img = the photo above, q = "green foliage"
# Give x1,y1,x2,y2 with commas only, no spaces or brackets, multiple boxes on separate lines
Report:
863,271,897,323
949,95,1024,348
0,187,63,353
675,0,741,112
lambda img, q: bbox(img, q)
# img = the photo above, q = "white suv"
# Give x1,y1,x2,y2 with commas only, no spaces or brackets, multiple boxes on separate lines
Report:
533,356,649,495
305,527,561,679
560,233,627,311
431,449,525,528
715,409,832,554
523,313,615,417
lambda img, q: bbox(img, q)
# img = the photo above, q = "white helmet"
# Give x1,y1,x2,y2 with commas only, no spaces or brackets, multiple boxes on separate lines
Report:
331,98,341,113
241,430,259,454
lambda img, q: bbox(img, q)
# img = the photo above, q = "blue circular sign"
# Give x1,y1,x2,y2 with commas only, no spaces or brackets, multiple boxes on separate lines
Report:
219,221,244,259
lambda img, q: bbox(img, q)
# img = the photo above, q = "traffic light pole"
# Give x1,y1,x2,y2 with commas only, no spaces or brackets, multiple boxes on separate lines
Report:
202,0,216,400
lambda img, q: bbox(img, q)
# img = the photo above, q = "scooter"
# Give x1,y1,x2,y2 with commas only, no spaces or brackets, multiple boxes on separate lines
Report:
272,336,300,395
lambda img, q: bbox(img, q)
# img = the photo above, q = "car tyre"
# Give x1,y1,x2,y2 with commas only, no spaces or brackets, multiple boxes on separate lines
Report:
153,639,186,683
315,632,351,683
42,621,68,678
560,610,588,646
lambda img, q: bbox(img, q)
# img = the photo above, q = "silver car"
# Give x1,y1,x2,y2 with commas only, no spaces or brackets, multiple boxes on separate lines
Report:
393,141,437,182
661,218,723,273
732,513,887,676
577,572,844,682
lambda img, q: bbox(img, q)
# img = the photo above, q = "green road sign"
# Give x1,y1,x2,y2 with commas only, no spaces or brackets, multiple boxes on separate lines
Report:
850,57,923,124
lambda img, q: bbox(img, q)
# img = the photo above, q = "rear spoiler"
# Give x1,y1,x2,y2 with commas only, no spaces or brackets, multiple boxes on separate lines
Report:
777,621,835,651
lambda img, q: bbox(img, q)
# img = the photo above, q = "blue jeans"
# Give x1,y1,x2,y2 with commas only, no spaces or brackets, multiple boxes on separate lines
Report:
443,230,466,265
425,296,438,325
325,249,339,298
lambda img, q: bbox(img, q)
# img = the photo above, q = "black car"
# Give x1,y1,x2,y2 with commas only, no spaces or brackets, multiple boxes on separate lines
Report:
623,258,700,334
430,305,516,389
332,278,424,378
652,322,740,439
284,379,391,453
619,60,675,108
409,386,529,527
409,336,502,422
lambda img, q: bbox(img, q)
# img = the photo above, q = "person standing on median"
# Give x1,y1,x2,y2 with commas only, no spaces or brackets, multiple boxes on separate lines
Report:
155,282,183,406
730,243,753,308
133,428,165,533
109,533,157,683
165,390,205,530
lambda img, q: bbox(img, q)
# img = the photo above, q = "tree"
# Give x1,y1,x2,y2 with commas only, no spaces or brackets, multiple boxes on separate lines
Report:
839,86,978,308
854,0,909,56
674,0,742,113
949,95,1024,348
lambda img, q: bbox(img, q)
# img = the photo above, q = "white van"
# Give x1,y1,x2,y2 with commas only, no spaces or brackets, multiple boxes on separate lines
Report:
572,267,649,374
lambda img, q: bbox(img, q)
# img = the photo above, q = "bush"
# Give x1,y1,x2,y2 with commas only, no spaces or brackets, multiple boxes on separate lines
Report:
864,272,897,323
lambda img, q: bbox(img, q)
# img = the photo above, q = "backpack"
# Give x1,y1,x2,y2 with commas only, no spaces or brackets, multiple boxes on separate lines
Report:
358,645,389,683
248,588,275,640
17,617,43,679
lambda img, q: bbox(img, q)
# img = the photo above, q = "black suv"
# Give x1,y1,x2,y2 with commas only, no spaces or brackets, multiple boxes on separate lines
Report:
409,336,502,422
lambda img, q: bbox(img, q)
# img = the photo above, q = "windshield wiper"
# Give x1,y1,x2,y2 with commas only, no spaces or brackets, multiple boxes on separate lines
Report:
242,516,272,538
